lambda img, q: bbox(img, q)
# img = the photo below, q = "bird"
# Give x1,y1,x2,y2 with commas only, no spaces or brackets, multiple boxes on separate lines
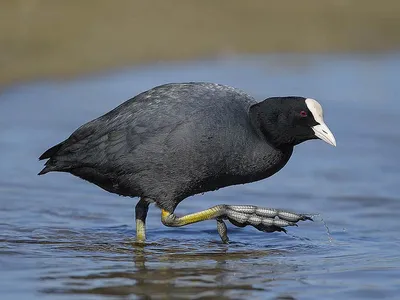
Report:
38,82,336,243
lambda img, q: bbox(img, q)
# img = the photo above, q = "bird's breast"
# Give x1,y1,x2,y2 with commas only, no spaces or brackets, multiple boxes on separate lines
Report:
234,144,294,184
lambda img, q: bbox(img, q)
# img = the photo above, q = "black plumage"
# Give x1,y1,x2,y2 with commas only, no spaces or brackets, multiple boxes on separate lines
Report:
39,82,336,242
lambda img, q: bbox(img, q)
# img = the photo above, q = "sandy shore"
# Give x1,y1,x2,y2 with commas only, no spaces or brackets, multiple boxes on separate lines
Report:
1,0,400,87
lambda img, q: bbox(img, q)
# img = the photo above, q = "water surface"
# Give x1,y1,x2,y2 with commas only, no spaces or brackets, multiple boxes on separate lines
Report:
1,54,399,299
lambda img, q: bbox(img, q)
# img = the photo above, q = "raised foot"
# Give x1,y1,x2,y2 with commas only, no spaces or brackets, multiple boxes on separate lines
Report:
217,205,312,240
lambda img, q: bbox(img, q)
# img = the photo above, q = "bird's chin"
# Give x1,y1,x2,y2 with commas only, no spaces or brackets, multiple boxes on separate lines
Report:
293,136,316,146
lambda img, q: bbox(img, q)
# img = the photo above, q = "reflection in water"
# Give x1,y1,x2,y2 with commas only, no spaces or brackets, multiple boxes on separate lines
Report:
1,54,400,299
32,226,298,298
36,231,296,298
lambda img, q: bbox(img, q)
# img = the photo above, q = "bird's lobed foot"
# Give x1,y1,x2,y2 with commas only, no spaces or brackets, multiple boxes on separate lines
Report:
216,218,229,244
220,204,312,234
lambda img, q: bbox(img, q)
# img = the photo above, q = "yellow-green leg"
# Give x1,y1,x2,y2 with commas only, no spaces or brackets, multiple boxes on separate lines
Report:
161,205,226,226
135,198,150,242
161,204,312,243
161,205,229,243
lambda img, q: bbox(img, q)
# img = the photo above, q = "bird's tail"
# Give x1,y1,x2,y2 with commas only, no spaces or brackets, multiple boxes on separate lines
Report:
38,141,65,175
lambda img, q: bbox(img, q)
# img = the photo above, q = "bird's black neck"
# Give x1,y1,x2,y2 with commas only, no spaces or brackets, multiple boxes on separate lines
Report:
249,102,295,149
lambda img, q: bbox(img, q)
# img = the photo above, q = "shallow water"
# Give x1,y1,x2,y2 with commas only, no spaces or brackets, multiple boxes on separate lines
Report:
1,54,400,299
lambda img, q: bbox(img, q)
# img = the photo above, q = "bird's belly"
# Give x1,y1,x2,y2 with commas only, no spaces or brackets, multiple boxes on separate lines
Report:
183,168,275,198
183,147,293,197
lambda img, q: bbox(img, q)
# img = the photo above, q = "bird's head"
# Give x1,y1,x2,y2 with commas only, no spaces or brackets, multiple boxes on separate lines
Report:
249,97,336,148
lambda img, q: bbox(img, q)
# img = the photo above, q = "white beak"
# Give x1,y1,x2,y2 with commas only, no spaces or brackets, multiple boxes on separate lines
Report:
312,122,336,147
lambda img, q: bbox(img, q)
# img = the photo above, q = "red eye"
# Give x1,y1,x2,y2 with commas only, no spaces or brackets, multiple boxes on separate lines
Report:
300,111,307,117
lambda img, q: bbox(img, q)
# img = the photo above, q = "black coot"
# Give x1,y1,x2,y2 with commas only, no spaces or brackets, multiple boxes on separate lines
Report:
39,82,336,243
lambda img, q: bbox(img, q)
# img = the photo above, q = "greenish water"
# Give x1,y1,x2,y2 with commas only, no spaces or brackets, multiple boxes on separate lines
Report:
1,54,399,299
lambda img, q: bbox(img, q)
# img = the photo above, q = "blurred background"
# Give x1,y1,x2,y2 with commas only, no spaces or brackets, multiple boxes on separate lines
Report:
1,0,400,87
1,1,400,299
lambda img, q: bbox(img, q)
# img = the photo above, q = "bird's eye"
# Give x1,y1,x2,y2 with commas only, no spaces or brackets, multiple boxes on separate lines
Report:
300,111,307,117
